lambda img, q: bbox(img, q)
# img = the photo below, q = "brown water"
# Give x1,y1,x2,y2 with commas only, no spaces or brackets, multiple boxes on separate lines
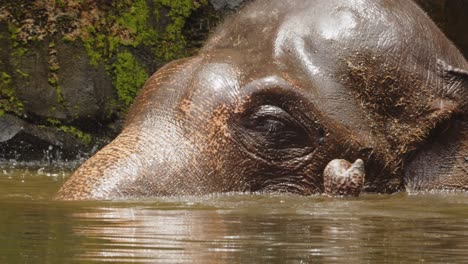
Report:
1,163,467,263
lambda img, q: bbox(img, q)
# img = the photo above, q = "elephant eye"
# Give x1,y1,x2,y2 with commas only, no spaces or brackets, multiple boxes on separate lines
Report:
242,105,310,149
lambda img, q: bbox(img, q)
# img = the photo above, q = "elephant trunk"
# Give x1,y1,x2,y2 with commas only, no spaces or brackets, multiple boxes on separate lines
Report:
55,123,194,200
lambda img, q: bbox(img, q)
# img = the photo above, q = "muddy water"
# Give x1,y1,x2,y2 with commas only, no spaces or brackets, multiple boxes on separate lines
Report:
1,163,467,263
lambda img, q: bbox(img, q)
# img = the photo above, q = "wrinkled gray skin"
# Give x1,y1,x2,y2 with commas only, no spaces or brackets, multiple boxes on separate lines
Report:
56,0,468,200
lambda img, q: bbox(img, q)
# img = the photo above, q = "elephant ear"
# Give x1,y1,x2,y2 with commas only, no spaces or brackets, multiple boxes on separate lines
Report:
405,60,468,192
437,59,468,110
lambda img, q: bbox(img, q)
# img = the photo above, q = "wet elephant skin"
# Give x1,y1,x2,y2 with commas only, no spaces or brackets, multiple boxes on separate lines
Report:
56,0,468,200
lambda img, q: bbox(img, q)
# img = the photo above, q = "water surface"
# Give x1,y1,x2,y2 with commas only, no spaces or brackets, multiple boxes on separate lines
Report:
1,163,467,263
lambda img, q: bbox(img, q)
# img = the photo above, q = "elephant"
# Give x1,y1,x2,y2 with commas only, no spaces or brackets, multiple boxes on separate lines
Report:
56,0,468,200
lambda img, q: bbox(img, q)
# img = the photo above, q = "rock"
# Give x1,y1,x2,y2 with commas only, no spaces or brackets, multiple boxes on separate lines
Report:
415,0,468,59
0,114,24,142
14,43,67,119
11,41,117,122
0,114,99,161
56,41,116,121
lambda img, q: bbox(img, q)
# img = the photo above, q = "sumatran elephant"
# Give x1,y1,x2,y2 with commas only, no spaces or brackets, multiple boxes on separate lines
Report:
56,0,468,200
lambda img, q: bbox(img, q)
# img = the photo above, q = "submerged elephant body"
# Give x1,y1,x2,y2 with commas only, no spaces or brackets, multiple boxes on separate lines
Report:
57,0,468,200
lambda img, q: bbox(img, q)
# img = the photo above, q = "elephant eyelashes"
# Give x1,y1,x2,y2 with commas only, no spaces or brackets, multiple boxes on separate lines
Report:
241,105,311,149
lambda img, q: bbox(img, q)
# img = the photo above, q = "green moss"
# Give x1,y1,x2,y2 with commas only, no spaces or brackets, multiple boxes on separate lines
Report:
81,0,208,66
112,51,148,106
77,0,210,113
47,64,63,103
8,22,28,57
2,22,27,116
47,77,58,86
56,85,64,103
15,69,29,78
12,46,27,57
46,118,61,126
113,0,157,47
56,0,65,8
49,64,60,71
0,0,210,117
45,117,92,145
0,71,24,115
153,0,208,61
79,0,155,108
82,26,106,66
62,35,74,43
81,0,157,67
1,72,13,97
58,125,92,145
8,23,21,44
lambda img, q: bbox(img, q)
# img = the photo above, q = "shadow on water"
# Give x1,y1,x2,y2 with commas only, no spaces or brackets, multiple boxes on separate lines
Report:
1,164,467,263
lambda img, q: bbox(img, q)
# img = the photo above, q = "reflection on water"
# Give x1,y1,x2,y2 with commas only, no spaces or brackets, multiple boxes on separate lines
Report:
1,166,467,263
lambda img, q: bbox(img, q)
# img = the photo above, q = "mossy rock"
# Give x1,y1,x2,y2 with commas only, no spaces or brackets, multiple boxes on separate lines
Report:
0,0,226,161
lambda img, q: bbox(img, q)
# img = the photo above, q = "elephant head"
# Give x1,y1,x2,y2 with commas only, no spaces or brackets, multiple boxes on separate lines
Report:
56,0,467,200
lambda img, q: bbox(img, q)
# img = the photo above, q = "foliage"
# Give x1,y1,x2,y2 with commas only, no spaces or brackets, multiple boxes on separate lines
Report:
0,0,213,141
112,51,148,107
113,0,158,47
0,71,24,115
79,0,209,109
0,23,26,116
154,0,208,60
58,125,92,145
47,118,92,145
